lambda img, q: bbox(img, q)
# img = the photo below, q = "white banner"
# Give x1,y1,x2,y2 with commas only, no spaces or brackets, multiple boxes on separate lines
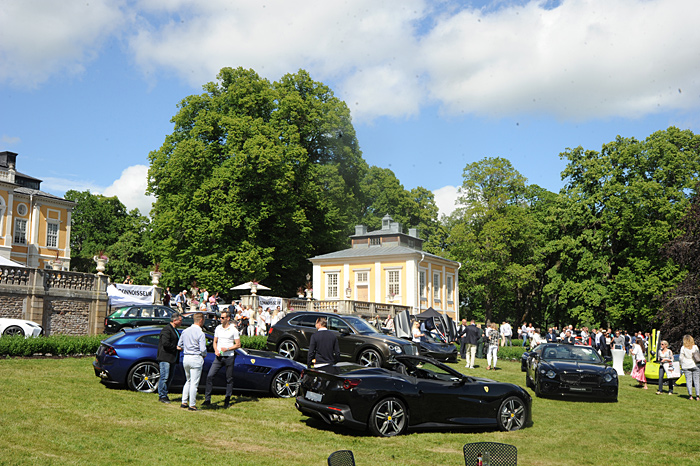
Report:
258,296,283,310
108,284,156,307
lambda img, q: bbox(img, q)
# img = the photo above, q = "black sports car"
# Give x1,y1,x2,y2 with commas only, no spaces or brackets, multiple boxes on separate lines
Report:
522,343,618,401
417,334,459,362
296,355,531,437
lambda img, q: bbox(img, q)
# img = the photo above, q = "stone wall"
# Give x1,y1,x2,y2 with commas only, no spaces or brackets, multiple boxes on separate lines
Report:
0,266,109,336
0,294,24,319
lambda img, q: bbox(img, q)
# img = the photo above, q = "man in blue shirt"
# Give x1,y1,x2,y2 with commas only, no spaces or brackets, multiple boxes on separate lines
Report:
177,313,207,411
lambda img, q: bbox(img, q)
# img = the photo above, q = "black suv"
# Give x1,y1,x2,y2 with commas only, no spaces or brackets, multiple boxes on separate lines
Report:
267,311,419,368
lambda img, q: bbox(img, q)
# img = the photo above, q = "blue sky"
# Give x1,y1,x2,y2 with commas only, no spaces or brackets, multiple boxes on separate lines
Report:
1,0,698,217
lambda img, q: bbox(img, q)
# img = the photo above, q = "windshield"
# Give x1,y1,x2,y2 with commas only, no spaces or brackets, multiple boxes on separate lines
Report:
343,316,379,335
543,345,603,363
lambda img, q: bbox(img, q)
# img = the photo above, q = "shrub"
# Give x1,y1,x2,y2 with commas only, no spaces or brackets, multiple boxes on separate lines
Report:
497,345,527,360
0,335,103,357
241,335,267,350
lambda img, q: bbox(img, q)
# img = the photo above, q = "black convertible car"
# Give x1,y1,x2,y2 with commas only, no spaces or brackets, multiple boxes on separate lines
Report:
296,355,531,437
521,343,618,401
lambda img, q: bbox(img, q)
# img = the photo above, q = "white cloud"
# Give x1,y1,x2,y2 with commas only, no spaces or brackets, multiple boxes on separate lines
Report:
0,0,126,87
432,185,461,217
42,165,154,216
103,165,155,216
2,0,699,121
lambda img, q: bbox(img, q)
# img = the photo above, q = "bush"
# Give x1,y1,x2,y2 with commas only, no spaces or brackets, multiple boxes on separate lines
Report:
0,335,103,357
497,345,527,360
240,335,267,350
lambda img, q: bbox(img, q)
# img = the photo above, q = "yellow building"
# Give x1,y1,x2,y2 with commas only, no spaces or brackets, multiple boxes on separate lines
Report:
309,215,461,320
0,151,73,269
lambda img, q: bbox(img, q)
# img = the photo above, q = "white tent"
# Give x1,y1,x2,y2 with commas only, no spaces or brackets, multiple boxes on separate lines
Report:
0,256,25,267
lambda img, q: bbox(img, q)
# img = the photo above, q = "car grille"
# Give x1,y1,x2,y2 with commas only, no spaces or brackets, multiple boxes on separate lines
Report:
560,373,599,385
250,366,272,374
403,344,419,356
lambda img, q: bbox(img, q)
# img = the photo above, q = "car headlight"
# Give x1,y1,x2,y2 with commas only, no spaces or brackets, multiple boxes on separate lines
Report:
540,369,556,379
388,344,402,354
603,373,613,383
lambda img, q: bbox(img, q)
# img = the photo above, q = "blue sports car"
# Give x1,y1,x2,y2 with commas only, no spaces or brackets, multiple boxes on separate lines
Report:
93,326,304,398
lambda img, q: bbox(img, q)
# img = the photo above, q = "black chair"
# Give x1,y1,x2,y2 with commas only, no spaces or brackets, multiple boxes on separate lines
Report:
327,450,355,466
463,442,517,466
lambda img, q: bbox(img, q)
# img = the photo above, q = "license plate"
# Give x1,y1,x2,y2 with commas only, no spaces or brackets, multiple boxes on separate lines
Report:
569,387,589,392
305,391,323,402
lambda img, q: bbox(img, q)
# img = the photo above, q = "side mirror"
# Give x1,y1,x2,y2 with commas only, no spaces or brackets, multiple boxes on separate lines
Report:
604,356,612,363
339,328,351,336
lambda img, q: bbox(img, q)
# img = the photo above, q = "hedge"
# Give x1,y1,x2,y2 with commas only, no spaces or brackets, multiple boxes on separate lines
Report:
0,334,269,357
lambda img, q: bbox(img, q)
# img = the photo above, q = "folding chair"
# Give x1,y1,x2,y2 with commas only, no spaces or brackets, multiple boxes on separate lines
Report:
463,442,517,466
327,449,355,466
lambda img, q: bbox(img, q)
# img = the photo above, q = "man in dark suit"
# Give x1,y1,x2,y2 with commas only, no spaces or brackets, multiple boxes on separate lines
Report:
562,329,575,345
307,317,340,370
157,312,182,403
545,328,558,343
456,319,468,360
464,320,480,369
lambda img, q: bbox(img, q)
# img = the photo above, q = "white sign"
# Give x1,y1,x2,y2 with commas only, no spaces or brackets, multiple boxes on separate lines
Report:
107,284,156,306
258,296,283,310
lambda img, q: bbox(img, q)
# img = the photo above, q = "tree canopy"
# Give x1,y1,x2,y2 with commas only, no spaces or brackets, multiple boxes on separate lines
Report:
147,68,368,295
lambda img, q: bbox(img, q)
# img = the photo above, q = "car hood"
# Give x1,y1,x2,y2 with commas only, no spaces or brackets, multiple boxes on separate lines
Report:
542,360,609,372
421,341,457,352
361,333,415,347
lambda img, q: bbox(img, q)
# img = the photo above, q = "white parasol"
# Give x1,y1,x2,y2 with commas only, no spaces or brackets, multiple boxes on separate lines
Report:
230,281,271,291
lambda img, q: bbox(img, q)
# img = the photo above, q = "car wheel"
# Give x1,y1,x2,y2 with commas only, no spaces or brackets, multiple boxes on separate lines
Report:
497,396,527,432
358,348,382,367
278,340,299,360
534,380,542,397
127,362,160,392
525,374,533,389
368,397,407,437
3,325,25,337
271,369,301,398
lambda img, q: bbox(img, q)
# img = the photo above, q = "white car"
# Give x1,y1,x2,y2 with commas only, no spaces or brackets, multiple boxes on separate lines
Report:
0,318,43,337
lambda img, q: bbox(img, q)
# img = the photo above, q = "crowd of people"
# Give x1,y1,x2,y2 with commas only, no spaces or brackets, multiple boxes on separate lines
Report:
455,319,700,399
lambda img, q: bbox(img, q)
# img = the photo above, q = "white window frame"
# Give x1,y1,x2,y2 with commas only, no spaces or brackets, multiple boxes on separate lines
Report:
446,275,454,302
433,272,441,302
13,218,27,245
326,272,339,299
419,270,427,299
387,269,400,300
46,221,59,248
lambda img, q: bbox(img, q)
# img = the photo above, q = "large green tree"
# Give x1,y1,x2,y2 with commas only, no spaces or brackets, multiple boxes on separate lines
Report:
65,190,152,282
357,166,439,241
147,67,367,295
551,127,700,329
445,157,550,323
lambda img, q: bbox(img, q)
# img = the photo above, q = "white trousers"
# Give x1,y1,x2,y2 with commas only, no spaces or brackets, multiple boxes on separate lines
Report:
486,345,498,368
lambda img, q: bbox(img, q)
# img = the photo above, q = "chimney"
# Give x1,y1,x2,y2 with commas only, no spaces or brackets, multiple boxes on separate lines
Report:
354,225,367,235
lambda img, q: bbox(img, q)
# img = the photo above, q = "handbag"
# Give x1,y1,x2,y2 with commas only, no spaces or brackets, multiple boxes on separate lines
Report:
693,350,700,364
636,359,646,369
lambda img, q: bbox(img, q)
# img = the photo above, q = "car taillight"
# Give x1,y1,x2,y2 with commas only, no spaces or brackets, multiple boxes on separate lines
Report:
104,346,117,356
268,326,274,335
342,379,361,390
104,318,108,326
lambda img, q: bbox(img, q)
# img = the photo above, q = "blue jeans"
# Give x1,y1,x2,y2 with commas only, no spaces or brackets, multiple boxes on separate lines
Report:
683,366,700,397
158,361,175,399
182,355,204,407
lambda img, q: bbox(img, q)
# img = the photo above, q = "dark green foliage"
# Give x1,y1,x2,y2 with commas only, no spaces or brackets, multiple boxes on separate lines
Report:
0,335,103,357
657,183,700,349
64,190,153,283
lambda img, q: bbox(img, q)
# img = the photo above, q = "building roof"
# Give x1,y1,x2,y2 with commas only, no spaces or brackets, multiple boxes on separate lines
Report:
309,245,459,265
14,186,74,203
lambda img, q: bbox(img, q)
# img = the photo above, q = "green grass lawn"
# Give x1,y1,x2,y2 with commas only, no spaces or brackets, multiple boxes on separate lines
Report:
0,356,698,466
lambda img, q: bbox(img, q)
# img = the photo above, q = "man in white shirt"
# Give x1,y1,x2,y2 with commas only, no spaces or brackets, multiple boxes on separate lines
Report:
261,307,271,333
202,310,241,409
501,321,513,347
